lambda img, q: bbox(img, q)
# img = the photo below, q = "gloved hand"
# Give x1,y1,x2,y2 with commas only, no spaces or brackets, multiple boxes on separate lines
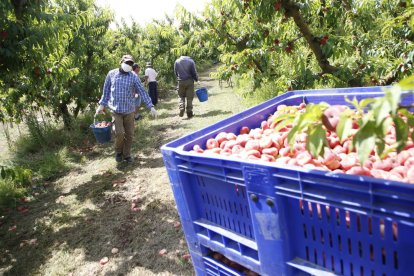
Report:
150,107,158,118
95,105,105,115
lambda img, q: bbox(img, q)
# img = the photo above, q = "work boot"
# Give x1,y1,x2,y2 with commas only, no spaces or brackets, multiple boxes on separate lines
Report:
179,109,185,117
124,156,134,164
187,111,194,119
115,153,123,162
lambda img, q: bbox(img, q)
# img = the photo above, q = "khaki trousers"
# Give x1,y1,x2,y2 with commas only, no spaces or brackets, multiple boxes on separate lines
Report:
177,79,194,113
112,112,135,158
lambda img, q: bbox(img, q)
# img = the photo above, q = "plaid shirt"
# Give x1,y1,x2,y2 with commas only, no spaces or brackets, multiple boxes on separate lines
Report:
99,68,153,114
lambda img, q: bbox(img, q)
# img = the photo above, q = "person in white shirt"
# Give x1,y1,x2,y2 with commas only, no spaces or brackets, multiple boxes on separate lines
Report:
145,62,158,106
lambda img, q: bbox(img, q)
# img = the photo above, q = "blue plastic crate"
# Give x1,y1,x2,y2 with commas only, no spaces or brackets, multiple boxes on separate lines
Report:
161,86,414,276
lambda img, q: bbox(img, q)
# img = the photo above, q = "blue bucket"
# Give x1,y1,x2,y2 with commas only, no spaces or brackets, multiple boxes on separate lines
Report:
196,88,208,102
90,121,112,143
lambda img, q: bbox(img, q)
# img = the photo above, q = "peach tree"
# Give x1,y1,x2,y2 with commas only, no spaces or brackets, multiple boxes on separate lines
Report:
0,0,112,128
199,0,413,96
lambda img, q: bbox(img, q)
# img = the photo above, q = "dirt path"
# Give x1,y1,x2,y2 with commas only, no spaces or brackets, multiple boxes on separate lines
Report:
0,66,245,276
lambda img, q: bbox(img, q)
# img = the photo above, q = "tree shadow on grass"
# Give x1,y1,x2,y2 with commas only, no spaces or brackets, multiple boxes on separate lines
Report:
198,110,233,117
0,169,193,276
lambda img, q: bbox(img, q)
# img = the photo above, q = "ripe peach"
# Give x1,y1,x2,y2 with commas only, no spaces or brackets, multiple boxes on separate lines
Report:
296,151,312,166
340,154,358,171
239,126,250,135
220,148,232,156
224,139,237,149
404,157,414,167
389,172,403,181
247,154,261,160
303,163,316,169
346,166,372,176
328,136,340,148
275,156,291,165
373,159,393,171
294,143,306,153
231,145,244,154
245,140,260,151
277,104,287,111
322,105,347,131
236,134,250,147
213,148,222,154
261,120,269,130
263,128,274,136
262,147,278,157
397,150,410,165
226,133,237,141
404,141,414,150
279,147,291,157
287,158,298,166
206,138,219,149
295,133,307,143
371,169,389,180
261,154,275,162
253,131,262,140
406,167,414,183
215,132,228,144
390,166,406,178
259,136,273,149
193,144,204,153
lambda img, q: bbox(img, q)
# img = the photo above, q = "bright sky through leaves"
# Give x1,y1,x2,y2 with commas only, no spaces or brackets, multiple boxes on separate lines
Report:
95,0,211,27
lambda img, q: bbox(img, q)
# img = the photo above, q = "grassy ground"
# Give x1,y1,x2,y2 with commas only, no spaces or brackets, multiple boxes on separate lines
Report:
0,66,246,276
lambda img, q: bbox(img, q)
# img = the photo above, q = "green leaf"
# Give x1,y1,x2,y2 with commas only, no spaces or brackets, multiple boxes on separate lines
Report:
345,96,360,111
336,113,353,143
373,117,391,139
274,117,294,132
272,112,296,126
394,116,409,152
354,121,376,165
372,99,391,127
359,98,376,109
306,124,326,157
399,75,414,90
399,109,414,127
287,124,299,147
380,144,398,160
384,87,402,115
376,138,386,157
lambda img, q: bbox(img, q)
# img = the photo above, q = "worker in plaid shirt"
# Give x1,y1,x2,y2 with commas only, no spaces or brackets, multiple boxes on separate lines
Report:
96,54,158,163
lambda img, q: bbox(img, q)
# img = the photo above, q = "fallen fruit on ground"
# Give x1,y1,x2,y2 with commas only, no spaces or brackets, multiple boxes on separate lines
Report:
159,249,167,256
99,257,109,265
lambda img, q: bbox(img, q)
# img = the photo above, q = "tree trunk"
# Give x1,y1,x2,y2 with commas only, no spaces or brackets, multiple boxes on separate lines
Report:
59,103,73,130
11,0,27,19
281,0,339,74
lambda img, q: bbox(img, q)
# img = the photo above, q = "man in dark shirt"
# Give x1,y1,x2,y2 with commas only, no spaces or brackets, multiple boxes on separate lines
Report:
174,55,199,118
